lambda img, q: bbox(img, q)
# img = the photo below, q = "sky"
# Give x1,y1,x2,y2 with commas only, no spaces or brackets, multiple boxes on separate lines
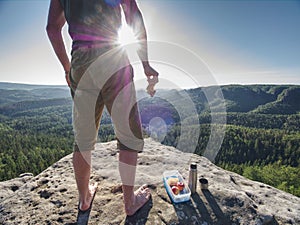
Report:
0,0,300,89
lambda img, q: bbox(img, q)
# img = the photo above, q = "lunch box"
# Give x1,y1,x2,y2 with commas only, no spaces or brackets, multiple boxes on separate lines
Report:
163,170,191,203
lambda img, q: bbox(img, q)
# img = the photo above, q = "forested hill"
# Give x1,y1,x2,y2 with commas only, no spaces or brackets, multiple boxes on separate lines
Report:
0,82,299,114
0,82,67,91
0,82,299,196
0,82,69,105
187,84,300,114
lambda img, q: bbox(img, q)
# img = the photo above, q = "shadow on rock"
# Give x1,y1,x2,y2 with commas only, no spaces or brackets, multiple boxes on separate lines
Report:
170,190,234,225
200,189,232,225
172,199,203,225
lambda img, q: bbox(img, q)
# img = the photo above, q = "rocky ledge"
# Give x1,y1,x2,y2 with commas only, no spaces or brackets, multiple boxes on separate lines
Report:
0,139,299,225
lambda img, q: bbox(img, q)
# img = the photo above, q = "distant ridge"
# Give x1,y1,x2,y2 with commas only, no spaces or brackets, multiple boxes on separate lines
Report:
0,82,68,90
188,84,300,114
0,82,299,114
0,82,71,106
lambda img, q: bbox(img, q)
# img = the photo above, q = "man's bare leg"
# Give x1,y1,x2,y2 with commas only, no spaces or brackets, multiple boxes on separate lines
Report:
73,151,97,211
119,150,151,216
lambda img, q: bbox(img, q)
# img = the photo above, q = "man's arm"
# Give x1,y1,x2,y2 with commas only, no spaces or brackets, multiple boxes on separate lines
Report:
121,0,157,75
46,0,71,85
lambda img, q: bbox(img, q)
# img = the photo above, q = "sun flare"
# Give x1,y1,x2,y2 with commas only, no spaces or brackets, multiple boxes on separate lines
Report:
118,24,140,62
118,25,137,46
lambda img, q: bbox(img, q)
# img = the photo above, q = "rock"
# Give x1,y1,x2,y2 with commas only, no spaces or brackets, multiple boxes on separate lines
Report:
0,138,299,225
260,215,276,225
19,173,34,178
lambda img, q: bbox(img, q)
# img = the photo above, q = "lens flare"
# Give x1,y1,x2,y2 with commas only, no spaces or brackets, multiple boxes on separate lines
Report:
118,24,137,46
117,8,140,61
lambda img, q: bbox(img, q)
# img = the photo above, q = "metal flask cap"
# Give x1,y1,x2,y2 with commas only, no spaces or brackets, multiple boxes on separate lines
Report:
190,163,197,170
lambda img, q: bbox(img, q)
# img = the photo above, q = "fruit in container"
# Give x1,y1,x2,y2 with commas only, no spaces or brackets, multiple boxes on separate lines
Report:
177,181,185,191
171,186,180,195
167,177,179,187
163,170,191,203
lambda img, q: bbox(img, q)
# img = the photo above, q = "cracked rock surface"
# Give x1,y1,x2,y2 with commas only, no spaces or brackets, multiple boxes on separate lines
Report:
0,139,299,225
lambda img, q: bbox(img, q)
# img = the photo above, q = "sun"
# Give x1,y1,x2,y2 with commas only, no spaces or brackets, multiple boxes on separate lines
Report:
118,24,140,62
118,24,137,46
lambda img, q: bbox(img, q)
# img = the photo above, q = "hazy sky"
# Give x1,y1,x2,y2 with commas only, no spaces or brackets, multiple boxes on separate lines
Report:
0,0,299,88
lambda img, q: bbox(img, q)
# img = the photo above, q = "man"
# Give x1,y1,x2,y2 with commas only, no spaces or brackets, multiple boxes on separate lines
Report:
46,0,159,220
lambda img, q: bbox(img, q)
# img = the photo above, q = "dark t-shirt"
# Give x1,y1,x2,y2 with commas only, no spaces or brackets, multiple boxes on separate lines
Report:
59,0,122,50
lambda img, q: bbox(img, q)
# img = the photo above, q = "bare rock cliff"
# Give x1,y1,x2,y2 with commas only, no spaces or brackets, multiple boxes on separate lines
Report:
0,139,299,225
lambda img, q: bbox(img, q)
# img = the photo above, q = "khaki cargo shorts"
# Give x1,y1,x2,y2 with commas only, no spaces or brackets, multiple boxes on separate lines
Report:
69,45,144,152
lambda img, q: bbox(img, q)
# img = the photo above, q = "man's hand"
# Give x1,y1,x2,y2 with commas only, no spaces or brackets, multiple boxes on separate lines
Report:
65,71,71,87
144,65,159,97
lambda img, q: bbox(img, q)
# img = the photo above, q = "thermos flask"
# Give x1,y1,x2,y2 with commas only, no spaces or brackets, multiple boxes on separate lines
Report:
188,163,197,194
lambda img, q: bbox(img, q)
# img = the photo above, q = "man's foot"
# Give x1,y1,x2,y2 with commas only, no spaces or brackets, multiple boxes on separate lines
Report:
79,182,98,211
125,184,151,216
77,183,98,225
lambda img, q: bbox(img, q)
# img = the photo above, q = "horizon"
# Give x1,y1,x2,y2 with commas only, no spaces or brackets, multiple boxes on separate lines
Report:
1,80,299,90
